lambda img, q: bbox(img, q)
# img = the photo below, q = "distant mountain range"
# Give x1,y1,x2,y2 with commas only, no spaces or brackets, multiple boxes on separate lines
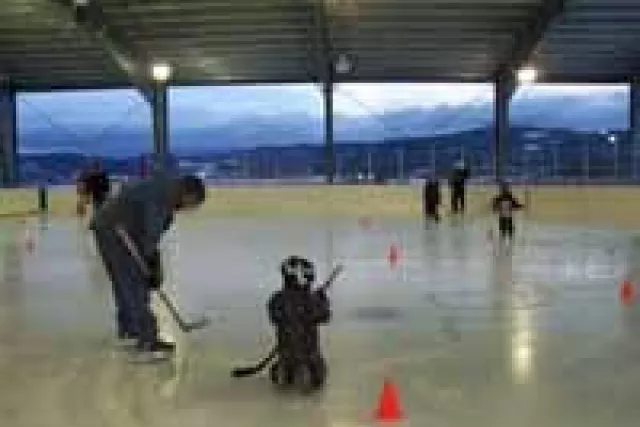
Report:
19,126,634,184
19,91,629,157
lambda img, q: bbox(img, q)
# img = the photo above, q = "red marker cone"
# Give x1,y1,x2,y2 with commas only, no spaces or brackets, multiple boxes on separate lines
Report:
25,228,34,253
359,216,372,230
620,280,635,305
387,244,399,267
374,378,403,422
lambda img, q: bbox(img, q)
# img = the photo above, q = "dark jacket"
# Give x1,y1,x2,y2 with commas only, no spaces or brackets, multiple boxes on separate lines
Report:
423,180,441,206
492,192,523,218
450,167,470,190
83,171,111,202
90,174,175,259
267,287,331,358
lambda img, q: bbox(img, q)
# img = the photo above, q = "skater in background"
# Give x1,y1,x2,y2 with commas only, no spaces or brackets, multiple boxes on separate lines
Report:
267,256,331,392
423,175,441,223
90,173,206,360
491,181,524,241
77,159,111,216
449,161,470,215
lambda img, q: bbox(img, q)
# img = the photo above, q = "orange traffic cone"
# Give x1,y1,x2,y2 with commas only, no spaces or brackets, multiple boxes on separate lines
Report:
374,378,403,422
387,244,399,267
619,280,635,305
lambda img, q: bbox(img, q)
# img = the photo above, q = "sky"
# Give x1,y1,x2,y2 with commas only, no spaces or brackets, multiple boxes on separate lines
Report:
16,83,631,155
18,83,629,131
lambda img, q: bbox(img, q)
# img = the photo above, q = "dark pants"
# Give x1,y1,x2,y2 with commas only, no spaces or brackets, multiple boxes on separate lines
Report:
424,203,439,222
498,217,515,239
270,352,327,391
451,188,465,214
93,227,157,345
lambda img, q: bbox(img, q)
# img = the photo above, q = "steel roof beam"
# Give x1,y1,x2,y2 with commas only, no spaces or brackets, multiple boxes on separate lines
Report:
48,0,153,102
306,0,333,82
307,0,336,182
12,72,634,93
493,0,566,97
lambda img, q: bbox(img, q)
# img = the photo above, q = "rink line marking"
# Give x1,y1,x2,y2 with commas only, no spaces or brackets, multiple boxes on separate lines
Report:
424,289,553,312
553,334,624,376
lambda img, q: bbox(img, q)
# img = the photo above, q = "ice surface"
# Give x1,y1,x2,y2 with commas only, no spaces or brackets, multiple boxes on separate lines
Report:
1,214,640,427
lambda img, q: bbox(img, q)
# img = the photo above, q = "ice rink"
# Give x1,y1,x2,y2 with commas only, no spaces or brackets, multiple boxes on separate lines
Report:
2,213,640,427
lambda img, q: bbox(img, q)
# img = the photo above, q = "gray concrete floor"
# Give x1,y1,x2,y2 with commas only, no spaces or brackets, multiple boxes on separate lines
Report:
2,214,640,427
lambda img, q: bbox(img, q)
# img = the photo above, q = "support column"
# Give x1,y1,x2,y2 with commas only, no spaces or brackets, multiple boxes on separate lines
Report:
631,77,640,182
0,79,17,186
494,76,515,182
323,79,335,184
151,83,168,172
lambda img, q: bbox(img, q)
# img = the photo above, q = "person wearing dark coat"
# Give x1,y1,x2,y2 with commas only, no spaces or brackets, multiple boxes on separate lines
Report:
77,160,111,215
90,172,206,360
449,162,470,214
423,176,441,222
491,182,524,240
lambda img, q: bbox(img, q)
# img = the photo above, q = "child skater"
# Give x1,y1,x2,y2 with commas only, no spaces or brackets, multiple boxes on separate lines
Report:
267,256,331,393
491,181,524,241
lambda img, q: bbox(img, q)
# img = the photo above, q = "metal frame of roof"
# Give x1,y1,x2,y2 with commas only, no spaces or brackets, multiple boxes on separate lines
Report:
0,0,639,92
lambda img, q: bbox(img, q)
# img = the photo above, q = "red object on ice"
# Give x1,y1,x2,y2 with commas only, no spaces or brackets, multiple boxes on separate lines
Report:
25,238,34,253
374,378,404,422
387,244,399,267
359,216,372,229
620,280,635,305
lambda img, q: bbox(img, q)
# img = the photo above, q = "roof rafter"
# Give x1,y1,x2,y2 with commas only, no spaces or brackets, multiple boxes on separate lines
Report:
306,0,333,82
493,0,566,97
48,0,154,102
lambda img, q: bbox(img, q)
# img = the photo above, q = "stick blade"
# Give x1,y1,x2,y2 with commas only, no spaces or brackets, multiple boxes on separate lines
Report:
183,315,211,333
231,366,260,378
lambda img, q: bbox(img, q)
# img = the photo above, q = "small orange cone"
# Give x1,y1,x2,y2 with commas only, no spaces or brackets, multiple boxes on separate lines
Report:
374,378,403,422
387,244,399,267
620,280,635,305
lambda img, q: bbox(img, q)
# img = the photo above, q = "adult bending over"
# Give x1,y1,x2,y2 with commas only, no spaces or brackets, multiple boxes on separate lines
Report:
90,172,205,360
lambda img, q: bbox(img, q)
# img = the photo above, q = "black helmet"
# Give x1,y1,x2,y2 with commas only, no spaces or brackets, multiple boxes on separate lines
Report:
280,255,316,289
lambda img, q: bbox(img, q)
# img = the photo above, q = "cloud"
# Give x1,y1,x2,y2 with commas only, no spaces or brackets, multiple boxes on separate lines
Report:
334,83,494,116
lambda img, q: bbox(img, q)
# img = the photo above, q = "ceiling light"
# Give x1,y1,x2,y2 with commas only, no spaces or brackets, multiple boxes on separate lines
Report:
151,62,172,83
516,66,537,84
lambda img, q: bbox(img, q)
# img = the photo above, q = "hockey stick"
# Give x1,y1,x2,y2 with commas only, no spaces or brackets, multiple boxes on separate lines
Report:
115,227,210,333
231,264,344,378
156,288,211,333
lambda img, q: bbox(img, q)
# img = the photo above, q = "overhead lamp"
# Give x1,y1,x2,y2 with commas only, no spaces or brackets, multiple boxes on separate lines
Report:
151,62,172,83
516,66,538,84
608,134,618,144
335,53,353,75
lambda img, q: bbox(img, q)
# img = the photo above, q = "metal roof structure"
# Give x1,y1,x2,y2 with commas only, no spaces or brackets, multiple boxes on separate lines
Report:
0,0,639,91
